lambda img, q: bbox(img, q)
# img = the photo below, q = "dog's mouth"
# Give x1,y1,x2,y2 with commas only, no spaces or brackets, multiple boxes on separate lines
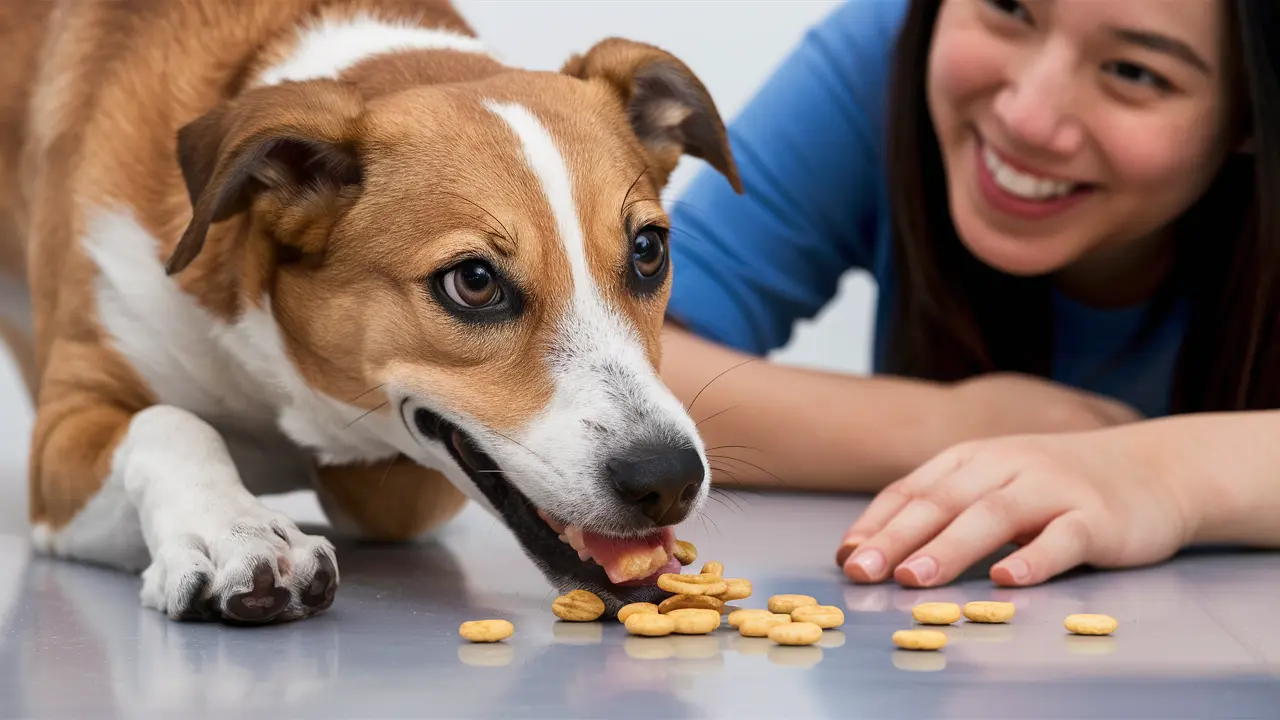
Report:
407,404,681,610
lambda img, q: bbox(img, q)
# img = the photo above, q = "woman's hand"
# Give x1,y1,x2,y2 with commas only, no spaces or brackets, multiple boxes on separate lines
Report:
834,426,1203,588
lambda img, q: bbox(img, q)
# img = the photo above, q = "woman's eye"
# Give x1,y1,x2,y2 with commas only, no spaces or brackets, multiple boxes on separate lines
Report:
632,226,668,278
441,260,502,308
1104,61,1174,92
984,0,1031,22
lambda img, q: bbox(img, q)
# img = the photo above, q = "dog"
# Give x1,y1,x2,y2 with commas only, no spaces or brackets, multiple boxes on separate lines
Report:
0,0,741,624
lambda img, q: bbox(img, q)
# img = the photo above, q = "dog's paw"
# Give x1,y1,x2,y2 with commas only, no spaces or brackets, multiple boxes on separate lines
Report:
140,514,338,624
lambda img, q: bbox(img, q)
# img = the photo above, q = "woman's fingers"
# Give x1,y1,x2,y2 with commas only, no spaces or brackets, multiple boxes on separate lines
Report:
892,479,1058,587
835,445,977,567
842,453,1018,583
990,511,1093,586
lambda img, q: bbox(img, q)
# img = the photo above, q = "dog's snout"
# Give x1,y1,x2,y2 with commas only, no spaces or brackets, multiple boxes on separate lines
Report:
607,443,704,526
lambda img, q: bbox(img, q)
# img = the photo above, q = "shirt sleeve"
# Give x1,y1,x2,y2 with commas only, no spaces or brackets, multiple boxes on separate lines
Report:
665,0,908,355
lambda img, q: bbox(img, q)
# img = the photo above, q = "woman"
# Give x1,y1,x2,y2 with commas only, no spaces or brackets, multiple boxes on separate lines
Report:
659,0,1279,589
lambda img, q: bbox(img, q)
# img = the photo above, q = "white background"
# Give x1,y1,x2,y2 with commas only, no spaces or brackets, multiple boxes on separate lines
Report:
0,0,878,525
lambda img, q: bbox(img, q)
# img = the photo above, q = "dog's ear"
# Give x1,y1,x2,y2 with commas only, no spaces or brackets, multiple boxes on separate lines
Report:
562,38,742,194
167,80,367,275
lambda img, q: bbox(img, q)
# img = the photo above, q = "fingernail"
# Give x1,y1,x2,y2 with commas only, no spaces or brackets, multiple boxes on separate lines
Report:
996,557,1030,583
845,548,885,580
898,555,938,586
835,538,863,567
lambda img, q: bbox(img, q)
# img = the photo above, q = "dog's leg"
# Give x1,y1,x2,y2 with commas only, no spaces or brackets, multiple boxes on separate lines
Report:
32,401,339,623
313,456,469,542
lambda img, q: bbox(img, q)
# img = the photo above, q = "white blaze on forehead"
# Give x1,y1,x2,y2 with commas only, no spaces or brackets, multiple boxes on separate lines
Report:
482,100,594,301
256,13,488,87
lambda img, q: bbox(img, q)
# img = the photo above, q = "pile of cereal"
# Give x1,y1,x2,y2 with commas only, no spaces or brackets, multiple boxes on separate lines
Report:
456,539,1118,657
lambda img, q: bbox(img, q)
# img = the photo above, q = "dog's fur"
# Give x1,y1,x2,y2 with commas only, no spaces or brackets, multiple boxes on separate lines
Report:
0,0,740,622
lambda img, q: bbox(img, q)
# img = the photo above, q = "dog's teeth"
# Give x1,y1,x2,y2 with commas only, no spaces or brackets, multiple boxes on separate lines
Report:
564,525,585,552
577,549,593,562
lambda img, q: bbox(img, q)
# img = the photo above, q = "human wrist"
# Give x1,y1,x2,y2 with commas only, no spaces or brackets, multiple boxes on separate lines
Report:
1121,414,1245,547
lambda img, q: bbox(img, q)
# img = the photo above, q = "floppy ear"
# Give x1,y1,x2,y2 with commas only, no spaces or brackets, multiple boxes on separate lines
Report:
562,38,742,194
167,80,367,275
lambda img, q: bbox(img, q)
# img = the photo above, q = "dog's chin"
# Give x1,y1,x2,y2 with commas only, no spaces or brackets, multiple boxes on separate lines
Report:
407,405,682,616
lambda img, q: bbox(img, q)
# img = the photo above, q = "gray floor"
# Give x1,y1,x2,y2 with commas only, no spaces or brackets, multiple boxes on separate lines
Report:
1,351,1280,719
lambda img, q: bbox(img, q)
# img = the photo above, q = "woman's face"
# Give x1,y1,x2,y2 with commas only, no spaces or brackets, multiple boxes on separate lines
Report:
927,0,1237,298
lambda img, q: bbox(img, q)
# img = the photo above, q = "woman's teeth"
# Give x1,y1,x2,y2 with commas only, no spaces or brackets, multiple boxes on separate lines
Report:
983,145,1077,200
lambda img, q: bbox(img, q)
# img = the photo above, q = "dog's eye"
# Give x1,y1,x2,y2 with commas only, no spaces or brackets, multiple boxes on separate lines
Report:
632,226,668,278
441,260,502,308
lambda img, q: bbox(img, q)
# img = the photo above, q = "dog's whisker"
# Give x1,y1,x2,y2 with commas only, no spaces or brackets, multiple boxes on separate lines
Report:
377,453,398,489
437,191,515,242
709,485,750,513
710,482,757,502
486,428,558,474
708,453,791,488
705,444,763,454
347,383,386,405
694,404,738,429
708,464,748,490
687,357,758,414
619,167,649,224
344,400,388,429
704,492,743,517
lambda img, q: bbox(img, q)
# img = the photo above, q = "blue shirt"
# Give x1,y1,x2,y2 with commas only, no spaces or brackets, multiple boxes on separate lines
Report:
665,0,1190,418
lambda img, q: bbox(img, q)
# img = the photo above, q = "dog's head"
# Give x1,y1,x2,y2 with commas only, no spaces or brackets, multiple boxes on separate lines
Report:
169,38,741,612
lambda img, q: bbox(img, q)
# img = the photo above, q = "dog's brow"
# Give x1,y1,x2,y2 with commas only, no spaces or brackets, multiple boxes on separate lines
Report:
619,167,648,224
483,231,518,259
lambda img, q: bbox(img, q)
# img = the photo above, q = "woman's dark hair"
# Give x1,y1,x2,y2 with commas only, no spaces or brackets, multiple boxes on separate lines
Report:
883,0,1279,413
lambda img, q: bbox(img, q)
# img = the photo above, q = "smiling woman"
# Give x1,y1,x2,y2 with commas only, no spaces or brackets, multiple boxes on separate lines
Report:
659,0,1280,590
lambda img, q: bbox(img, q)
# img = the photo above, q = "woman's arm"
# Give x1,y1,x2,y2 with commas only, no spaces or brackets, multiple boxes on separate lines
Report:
661,326,1141,492
660,325,962,492
1136,410,1280,547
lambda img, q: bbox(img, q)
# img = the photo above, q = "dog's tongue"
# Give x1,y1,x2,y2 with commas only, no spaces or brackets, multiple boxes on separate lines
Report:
580,528,679,585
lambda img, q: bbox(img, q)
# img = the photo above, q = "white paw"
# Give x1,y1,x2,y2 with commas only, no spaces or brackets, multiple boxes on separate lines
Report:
140,513,338,624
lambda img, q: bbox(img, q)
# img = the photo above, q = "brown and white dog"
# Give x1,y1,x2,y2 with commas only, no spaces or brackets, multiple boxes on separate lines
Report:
0,0,741,624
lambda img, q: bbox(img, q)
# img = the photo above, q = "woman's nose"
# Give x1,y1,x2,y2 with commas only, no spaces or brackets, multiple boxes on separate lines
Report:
991,48,1084,157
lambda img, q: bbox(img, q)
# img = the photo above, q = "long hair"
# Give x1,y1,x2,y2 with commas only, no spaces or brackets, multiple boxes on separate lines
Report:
883,0,1280,413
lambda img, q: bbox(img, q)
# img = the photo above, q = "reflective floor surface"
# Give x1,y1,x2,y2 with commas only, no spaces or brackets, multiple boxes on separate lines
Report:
2,488,1279,719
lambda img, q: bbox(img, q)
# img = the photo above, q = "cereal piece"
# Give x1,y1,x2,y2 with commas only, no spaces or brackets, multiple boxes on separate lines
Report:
673,540,698,566
769,621,823,646
893,629,947,651
657,573,728,596
659,594,724,614
700,561,724,577
666,608,721,634
614,546,670,582
767,594,818,614
712,578,753,602
1064,613,1118,636
790,605,845,629
459,619,514,643
617,602,659,623
912,602,962,625
625,612,676,637
552,589,605,622
963,601,1016,623
739,615,791,638
727,608,774,628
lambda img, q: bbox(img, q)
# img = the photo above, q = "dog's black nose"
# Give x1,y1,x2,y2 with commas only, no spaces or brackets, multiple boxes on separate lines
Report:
607,443,705,526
